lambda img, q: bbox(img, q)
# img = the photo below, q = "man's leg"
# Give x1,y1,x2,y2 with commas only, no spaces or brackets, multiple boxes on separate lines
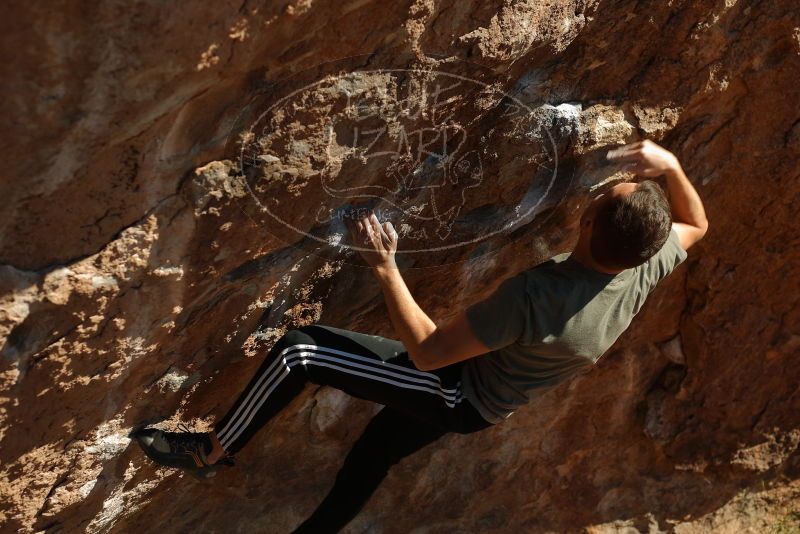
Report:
134,322,482,478
292,406,448,534
212,323,465,456
210,327,315,455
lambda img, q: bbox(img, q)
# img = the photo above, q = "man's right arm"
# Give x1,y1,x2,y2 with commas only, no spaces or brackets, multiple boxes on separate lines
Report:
607,139,709,250
663,161,709,250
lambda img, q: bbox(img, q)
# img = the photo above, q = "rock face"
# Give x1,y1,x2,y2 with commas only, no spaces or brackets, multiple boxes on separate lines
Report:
1,1,799,532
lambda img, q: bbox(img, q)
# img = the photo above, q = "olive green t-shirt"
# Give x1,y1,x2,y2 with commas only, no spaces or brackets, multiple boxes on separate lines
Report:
462,228,688,424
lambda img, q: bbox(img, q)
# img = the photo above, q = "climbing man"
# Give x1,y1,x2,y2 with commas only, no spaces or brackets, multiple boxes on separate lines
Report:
132,139,708,532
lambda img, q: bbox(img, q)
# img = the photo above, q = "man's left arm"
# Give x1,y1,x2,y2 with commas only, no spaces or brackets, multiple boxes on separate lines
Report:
373,264,492,371
346,212,491,371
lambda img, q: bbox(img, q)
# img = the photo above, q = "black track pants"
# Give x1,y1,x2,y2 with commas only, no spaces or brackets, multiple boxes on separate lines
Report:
212,324,493,531
292,406,463,534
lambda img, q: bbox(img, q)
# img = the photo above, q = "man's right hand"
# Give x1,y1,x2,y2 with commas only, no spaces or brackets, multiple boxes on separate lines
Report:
606,139,680,177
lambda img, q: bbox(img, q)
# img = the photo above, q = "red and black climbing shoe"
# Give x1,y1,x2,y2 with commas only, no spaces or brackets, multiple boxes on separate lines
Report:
130,423,235,480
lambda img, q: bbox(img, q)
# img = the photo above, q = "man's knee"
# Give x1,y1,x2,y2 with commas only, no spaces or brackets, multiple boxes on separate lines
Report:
271,326,324,383
278,326,317,350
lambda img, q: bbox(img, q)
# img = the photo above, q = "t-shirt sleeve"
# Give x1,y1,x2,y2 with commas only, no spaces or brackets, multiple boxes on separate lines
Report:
640,226,689,290
465,273,529,351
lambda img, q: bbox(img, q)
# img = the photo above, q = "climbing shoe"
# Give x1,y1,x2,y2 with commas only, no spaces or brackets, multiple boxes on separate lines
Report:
130,423,235,480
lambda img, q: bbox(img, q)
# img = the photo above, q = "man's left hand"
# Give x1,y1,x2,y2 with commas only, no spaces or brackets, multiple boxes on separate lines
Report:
345,211,398,270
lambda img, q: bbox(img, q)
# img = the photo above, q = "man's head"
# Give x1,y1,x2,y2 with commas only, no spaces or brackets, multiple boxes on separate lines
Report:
580,180,672,270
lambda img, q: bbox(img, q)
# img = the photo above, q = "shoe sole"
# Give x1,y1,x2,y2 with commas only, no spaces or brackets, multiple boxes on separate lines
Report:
188,467,218,480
